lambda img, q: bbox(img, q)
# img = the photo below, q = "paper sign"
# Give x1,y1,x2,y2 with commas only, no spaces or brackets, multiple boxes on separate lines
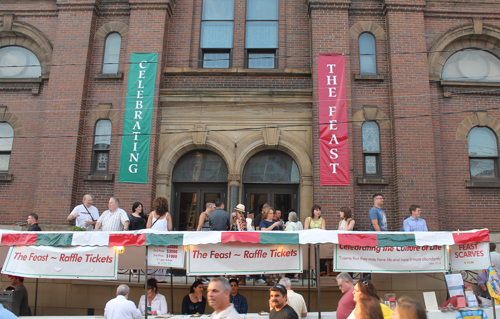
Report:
450,242,490,270
147,245,184,268
423,292,439,311
187,243,302,275
2,246,118,279
445,273,465,297
334,245,447,273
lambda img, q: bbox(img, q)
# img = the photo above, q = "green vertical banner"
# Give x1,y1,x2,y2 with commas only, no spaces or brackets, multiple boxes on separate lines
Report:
118,53,158,183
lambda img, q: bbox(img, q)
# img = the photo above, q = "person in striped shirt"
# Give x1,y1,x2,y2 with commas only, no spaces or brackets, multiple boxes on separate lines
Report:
95,197,130,231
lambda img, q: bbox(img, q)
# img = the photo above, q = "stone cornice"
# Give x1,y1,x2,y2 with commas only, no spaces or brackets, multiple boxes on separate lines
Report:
160,89,312,103
56,0,101,13
128,0,175,15
164,67,311,76
307,1,351,12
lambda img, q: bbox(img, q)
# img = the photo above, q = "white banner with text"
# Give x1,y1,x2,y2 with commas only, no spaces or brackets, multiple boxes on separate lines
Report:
333,245,448,273
187,243,302,275
2,246,119,279
147,245,184,268
450,242,489,271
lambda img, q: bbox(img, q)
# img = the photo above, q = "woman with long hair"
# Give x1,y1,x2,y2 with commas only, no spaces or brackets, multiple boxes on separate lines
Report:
338,206,355,231
182,280,206,314
350,279,393,319
259,207,282,231
138,278,168,315
304,204,326,229
355,296,384,319
147,197,172,282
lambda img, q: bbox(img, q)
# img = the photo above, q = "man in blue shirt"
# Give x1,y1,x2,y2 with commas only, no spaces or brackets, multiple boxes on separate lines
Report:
229,279,248,313
402,205,428,231
369,194,387,231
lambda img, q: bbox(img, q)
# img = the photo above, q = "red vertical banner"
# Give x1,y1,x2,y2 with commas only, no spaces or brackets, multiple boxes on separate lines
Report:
317,54,350,185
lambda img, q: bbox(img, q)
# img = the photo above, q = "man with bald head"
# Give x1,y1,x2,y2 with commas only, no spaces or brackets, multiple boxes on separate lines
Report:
68,194,100,231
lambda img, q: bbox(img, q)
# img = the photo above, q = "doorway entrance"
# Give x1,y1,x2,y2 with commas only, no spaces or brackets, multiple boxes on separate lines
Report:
243,150,300,221
171,150,228,230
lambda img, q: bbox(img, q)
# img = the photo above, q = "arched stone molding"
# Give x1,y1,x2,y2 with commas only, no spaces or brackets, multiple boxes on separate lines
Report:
0,15,53,78
456,111,500,141
0,106,24,136
87,103,120,127
95,21,129,40
235,131,312,180
349,21,386,40
428,23,500,81
351,106,390,129
157,131,235,185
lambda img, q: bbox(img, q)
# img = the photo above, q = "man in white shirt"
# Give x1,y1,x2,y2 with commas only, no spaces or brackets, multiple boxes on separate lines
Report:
95,197,130,231
278,278,307,317
104,284,141,319
67,194,99,231
208,277,241,319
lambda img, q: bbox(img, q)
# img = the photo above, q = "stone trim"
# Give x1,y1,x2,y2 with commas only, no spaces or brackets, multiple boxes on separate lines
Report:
0,15,53,78
164,67,311,76
464,179,500,188
456,112,500,141
0,105,25,136
353,74,385,81
428,23,500,81
84,173,115,182
356,176,389,185
351,106,390,129
87,103,120,128
95,21,129,40
349,21,386,40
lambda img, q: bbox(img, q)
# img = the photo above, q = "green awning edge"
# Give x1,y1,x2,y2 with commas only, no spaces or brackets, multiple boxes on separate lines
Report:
260,233,299,245
377,234,416,247
36,233,73,246
145,233,184,246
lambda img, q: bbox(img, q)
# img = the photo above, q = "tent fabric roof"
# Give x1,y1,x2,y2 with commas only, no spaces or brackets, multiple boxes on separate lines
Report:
0,228,489,247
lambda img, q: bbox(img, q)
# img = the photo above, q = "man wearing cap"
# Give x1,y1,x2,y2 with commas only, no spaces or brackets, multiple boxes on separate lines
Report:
67,194,100,231
9,276,30,316
234,204,247,231
208,198,231,231
269,284,299,319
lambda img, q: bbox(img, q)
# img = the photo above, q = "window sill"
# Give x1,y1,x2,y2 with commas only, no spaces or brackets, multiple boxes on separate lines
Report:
356,176,389,185
95,73,123,80
84,173,114,181
464,179,500,188
164,67,311,76
0,173,13,182
0,78,42,84
441,81,500,87
353,74,384,81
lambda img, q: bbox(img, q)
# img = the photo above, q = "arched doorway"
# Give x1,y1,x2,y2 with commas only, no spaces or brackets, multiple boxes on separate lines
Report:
243,150,300,221
172,150,228,230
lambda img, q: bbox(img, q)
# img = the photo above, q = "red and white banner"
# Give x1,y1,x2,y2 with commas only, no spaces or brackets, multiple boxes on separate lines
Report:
450,242,490,271
317,55,349,185
187,243,302,276
2,246,119,279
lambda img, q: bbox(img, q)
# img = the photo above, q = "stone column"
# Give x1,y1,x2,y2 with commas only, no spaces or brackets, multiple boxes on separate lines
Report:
228,174,241,214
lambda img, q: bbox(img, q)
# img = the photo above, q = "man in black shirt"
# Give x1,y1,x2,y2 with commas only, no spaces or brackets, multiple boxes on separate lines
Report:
9,276,30,316
27,213,42,231
269,284,298,319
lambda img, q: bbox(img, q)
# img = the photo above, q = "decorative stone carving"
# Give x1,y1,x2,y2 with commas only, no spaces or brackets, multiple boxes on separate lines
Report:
88,103,120,127
2,14,14,32
228,174,241,182
192,124,207,146
262,127,280,146
352,106,390,129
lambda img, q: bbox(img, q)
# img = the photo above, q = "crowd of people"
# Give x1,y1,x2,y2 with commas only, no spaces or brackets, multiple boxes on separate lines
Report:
64,192,428,235
97,275,428,319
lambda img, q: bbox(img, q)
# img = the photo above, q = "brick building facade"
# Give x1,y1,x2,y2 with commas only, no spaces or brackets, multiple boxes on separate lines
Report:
0,0,499,232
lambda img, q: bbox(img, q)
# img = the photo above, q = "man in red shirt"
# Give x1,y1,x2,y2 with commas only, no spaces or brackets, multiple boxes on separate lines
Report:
336,272,356,319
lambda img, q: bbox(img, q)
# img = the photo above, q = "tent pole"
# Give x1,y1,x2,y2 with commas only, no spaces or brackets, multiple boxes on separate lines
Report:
34,278,38,315
316,244,321,319
170,267,174,314
307,244,311,307
145,247,149,319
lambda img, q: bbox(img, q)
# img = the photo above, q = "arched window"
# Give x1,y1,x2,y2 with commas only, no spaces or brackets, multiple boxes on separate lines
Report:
467,127,499,178
243,150,299,184
0,46,41,78
442,49,500,82
172,150,228,182
102,33,122,74
92,119,112,174
362,121,381,177
0,123,14,171
359,33,376,75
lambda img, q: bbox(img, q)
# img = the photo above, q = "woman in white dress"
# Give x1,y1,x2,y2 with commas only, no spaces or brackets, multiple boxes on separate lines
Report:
147,197,173,282
338,206,355,231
